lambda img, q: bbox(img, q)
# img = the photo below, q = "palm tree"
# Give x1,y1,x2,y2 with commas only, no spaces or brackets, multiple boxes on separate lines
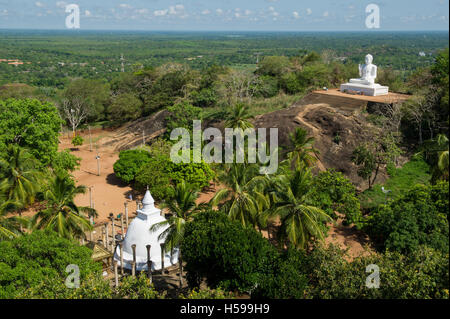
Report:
286,127,320,169
434,134,449,182
211,163,269,228
419,134,449,183
0,145,42,207
268,165,331,250
150,181,199,287
0,199,26,240
225,103,254,130
32,174,96,240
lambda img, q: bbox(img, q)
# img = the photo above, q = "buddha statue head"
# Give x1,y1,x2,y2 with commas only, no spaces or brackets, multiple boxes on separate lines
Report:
365,54,374,65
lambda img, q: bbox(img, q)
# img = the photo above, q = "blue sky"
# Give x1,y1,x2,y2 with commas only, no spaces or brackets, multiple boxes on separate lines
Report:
0,0,448,31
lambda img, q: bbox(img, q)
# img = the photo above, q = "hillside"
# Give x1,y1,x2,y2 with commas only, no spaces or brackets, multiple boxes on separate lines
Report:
99,91,410,190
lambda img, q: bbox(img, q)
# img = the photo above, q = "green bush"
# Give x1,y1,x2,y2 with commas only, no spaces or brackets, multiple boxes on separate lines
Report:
182,287,234,299
181,210,279,294
135,152,174,200
191,88,218,108
311,169,362,227
71,136,84,147
51,150,81,173
254,248,308,299
113,149,152,184
134,146,215,200
0,98,63,165
0,230,102,299
303,244,449,299
365,182,449,254
166,102,202,136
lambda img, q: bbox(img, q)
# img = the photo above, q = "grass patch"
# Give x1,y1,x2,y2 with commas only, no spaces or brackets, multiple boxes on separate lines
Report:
359,157,431,211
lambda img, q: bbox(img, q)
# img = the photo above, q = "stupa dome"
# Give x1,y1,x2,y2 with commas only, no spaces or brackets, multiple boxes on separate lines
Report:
114,189,179,271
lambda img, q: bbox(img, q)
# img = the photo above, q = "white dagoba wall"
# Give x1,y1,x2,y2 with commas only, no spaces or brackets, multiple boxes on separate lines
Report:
114,189,179,271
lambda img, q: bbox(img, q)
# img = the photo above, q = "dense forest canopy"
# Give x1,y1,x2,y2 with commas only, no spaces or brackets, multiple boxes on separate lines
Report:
0,30,448,88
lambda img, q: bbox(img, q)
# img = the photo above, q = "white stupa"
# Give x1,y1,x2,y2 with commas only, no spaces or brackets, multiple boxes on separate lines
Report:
114,189,179,271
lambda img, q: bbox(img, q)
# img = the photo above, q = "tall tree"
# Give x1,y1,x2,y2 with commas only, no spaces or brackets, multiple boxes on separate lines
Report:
150,181,199,287
268,166,331,250
286,127,320,169
211,163,268,228
32,174,96,240
0,200,26,240
225,103,254,131
0,145,42,207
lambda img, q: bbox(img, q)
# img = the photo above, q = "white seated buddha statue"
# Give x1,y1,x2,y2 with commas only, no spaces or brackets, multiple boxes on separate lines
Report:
350,54,377,86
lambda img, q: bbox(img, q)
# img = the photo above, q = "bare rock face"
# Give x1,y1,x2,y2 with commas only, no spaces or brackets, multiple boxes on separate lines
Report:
102,109,170,151
253,93,388,190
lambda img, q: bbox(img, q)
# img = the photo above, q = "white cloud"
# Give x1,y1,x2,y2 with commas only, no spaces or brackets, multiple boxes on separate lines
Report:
306,8,312,15
293,11,300,19
55,1,67,9
35,1,44,7
154,9,168,16
136,8,149,14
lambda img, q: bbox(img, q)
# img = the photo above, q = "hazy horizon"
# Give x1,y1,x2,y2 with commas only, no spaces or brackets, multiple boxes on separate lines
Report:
0,0,448,32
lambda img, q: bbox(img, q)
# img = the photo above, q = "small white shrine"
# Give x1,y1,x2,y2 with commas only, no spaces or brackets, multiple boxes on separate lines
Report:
340,54,389,96
114,189,179,271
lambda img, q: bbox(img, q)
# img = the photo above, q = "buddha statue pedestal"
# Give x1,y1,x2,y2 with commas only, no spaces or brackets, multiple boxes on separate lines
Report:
340,82,389,97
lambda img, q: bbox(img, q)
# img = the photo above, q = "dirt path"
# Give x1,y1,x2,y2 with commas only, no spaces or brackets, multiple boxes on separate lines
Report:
59,130,222,224
293,103,328,172
60,131,139,224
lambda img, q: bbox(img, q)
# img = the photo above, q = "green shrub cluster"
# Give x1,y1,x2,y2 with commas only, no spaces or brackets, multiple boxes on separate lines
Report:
365,181,449,254
113,149,152,184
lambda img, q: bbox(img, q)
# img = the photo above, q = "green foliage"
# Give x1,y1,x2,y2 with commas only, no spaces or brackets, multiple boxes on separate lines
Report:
303,244,449,299
182,210,279,294
63,78,110,122
135,143,214,200
254,248,308,299
191,88,218,108
108,92,143,123
359,157,431,210
116,274,165,299
311,169,362,227
269,166,332,249
0,230,102,299
51,150,81,173
182,287,234,299
135,152,173,200
0,98,62,165
17,271,165,299
32,174,96,240
71,135,84,147
254,75,279,98
113,149,152,184
365,182,449,254
166,102,202,135
0,145,43,207
352,136,402,189
256,56,291,77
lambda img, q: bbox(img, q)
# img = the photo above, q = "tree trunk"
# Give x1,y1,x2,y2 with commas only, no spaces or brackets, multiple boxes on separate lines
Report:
179,251,183,288
371,164,381,188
